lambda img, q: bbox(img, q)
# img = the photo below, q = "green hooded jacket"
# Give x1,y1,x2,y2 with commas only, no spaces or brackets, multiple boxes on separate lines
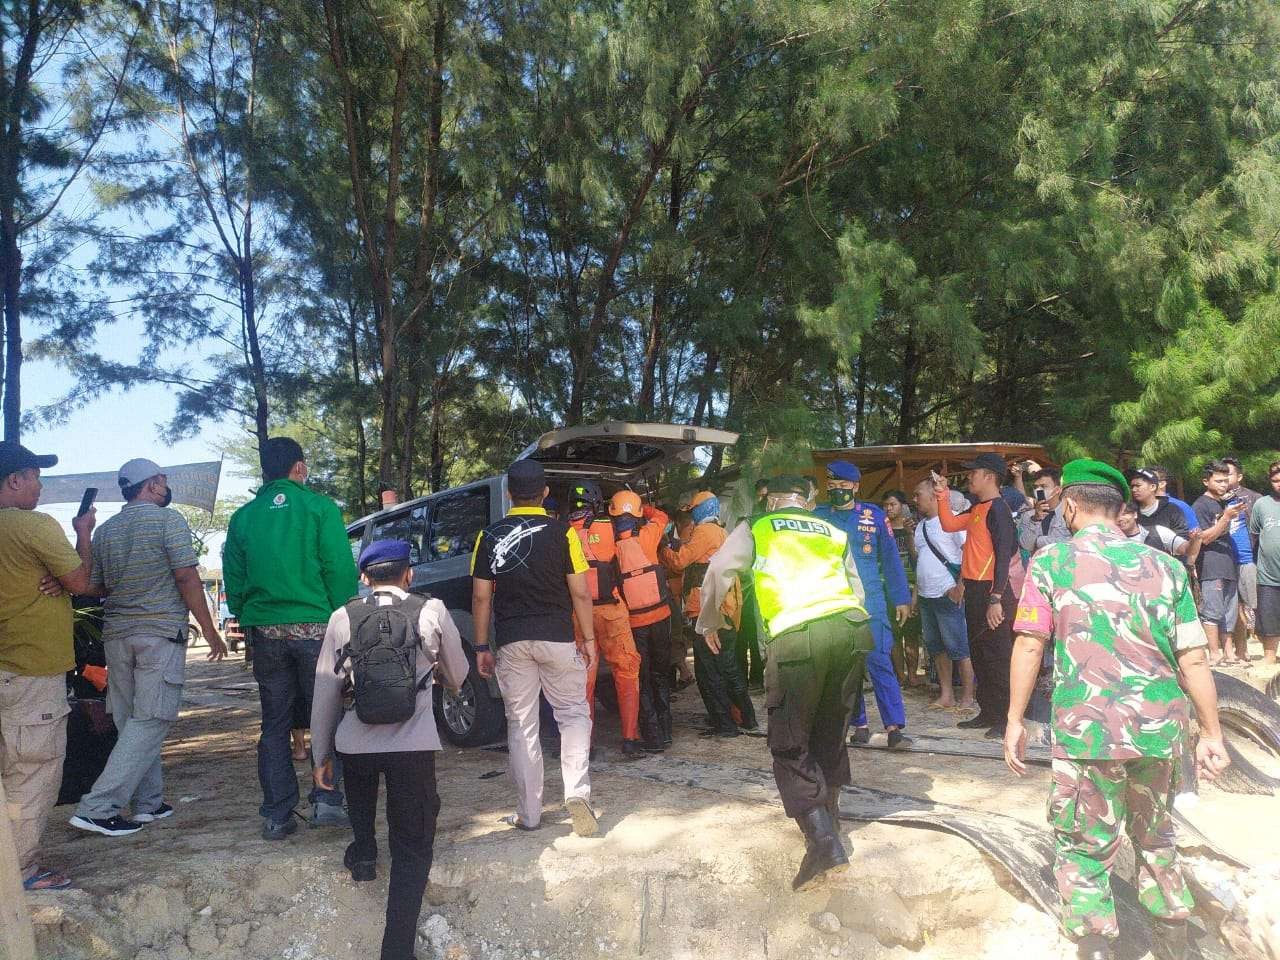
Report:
223,479,358,627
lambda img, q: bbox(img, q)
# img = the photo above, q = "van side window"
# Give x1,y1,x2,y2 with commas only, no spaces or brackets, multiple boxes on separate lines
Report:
427,488,490,561
370,507,427,564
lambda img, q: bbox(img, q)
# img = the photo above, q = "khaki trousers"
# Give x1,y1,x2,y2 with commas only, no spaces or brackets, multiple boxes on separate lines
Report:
0,672,69,878
495,641,591,827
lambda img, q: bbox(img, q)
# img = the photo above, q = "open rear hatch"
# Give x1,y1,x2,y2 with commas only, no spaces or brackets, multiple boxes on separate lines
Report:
517,421,739,484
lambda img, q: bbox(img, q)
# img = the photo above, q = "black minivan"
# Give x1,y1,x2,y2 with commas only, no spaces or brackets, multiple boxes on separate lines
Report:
345,420,738,747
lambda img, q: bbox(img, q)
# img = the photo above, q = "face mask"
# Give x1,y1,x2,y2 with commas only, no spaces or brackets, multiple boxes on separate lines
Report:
827,488,855,507
160,486,173,508
613,514,640,536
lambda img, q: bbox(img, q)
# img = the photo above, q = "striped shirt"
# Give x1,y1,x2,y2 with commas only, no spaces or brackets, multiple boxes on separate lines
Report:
91,503,198,641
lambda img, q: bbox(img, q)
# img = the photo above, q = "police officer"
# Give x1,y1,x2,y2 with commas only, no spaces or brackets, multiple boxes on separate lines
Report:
696,475,871,891
814,461,912,748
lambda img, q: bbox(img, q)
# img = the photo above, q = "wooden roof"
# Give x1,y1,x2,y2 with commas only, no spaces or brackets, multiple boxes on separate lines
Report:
810,442,1057,499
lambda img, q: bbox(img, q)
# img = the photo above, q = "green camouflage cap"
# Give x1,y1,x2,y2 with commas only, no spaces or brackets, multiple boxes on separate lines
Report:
1061,458,1129,498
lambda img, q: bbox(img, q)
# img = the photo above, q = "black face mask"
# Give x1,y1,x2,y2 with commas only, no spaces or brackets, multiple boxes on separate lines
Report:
159,486,173,508
827,488,855,507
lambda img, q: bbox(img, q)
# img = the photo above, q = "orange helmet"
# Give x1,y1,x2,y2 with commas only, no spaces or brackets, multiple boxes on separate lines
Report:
688,490,716,510
608,490,643,517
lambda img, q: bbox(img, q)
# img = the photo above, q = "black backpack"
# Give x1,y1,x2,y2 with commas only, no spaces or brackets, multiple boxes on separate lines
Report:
337,593,431,725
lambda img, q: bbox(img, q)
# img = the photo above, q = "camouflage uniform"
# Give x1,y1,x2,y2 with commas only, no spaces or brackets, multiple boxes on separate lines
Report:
1014,523,1207,940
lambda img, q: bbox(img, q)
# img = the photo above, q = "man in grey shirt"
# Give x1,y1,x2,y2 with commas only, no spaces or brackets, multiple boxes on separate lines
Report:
68,459,224,837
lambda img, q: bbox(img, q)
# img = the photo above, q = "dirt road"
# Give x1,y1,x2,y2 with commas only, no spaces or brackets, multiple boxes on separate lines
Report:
27,649,1280,960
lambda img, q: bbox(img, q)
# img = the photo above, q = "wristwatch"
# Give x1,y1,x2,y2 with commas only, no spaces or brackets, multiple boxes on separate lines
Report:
987,594,1003,604
473,644,491,652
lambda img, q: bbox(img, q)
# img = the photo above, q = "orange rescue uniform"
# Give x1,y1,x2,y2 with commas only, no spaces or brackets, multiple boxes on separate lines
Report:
659,520,742,626
570,516,642,742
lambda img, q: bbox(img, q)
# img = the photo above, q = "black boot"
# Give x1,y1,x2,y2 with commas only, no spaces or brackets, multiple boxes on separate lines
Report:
343,842,376,882
1075,934,1112,960
791,807,849,891
1150,919,1189,960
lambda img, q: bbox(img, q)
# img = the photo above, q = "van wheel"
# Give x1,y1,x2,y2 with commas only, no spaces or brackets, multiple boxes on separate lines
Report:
432,627,505,748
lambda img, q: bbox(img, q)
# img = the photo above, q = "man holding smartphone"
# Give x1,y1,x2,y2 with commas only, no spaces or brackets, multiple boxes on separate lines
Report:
68,459,225,837
1015,467,1070,553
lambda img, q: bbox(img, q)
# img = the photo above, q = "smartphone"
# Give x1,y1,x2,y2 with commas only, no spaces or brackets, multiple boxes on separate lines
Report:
76,487,98,517
1034,488,1047,502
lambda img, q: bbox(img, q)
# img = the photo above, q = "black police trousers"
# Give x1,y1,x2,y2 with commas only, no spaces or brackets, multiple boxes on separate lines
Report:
694,622,758,733
633,618,673,745
962,579,1017,724
341,750,441,960
765,614,871,819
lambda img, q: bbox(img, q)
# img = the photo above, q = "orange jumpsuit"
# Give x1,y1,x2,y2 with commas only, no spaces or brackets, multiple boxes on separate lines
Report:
617,505,673,745
570,517,642,742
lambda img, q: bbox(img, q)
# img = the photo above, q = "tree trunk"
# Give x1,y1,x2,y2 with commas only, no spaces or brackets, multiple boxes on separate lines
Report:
240,219,269,461
346,299,369,513
693,348,718,426
853,353,867,447
1,217,20,442
638,160,683,415
566,77,709,423
897,317,919,443
833,364,848,447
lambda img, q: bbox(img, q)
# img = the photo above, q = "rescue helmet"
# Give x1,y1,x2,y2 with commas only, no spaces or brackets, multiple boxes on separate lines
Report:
569,480,603,513
608,490,643,517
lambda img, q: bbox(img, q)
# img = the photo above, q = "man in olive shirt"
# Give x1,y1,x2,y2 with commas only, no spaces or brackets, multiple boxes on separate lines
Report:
0,442,95,890
224,437,359,839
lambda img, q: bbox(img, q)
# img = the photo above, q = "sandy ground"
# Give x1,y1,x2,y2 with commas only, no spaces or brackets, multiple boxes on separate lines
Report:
25,645,1280,960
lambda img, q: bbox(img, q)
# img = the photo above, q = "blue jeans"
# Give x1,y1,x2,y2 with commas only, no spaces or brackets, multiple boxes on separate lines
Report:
251,627,344,823
852,618,907,729
919,595,970,660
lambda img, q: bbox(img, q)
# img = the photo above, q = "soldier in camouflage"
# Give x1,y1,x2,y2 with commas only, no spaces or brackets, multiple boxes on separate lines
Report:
1003,459,1231,960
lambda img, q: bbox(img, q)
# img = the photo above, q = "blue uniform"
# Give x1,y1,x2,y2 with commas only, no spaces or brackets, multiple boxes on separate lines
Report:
815,502,910,729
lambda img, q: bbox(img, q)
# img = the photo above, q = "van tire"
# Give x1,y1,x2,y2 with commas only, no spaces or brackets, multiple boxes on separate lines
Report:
433,611,506,748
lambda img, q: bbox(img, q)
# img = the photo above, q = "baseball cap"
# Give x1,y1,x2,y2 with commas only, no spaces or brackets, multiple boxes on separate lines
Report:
0,441,57,479
118,458,164,489
961,452,1008,476
1125,467,1159,485
507,459,546,498
826,460,861,482
358,538,412,570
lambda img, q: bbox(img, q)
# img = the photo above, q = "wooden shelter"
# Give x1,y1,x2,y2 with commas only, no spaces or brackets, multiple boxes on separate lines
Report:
810,442,1057,500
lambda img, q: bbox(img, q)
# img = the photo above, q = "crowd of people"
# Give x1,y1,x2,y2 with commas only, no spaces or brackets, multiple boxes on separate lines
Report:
0,433,1269,960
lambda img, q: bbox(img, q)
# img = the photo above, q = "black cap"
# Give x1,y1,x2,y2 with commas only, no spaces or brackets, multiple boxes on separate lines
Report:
961,452,1008,476
1125,467,1159,485
507,459,546,498
0,441,57,480
765,474,811,497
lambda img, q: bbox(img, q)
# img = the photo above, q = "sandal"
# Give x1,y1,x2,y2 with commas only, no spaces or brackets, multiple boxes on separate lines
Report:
500,814,540,832
23,869,72,891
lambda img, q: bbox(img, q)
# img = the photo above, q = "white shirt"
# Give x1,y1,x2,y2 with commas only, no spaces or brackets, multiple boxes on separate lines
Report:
914,517,967,598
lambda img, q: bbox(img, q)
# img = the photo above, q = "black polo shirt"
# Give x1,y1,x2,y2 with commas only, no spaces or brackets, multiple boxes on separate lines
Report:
471,507,588,647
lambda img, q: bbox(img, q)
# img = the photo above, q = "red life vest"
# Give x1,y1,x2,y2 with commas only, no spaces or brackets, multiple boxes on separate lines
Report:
573,518,623,605
615,533,670,617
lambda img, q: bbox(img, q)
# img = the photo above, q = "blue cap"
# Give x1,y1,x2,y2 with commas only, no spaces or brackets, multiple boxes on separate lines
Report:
358,539,411,570
826,460,861,482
